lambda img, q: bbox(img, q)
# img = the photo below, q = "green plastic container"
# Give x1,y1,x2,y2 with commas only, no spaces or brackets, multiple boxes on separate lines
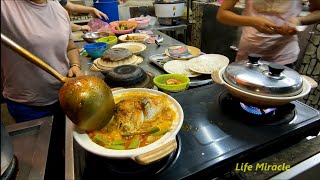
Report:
153,74,190,92
96,36,118,45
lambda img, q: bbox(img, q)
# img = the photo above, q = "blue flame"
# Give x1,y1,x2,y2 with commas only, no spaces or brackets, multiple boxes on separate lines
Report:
240,103,276,115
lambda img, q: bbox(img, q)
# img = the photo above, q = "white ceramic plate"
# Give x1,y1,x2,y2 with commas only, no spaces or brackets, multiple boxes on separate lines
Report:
296,25,307,32
73,88,184,160
164,45,201,60
118,33,150,42
188,54,229,74
163,60,201,77
111,42,147,55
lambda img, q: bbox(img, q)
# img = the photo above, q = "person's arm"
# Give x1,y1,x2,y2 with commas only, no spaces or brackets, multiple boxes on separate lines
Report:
70,23,91,32
216,0,278,34
67,39,81,77
64,1,108,20
295,11,320,25
288,0,320,26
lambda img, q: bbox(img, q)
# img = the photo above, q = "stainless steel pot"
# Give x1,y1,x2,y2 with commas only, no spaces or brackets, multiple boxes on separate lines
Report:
154,0,185,21
1,122,14,176
211,54,318,107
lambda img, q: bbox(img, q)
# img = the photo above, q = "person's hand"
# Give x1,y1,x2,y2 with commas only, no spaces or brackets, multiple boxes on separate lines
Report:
91,8,109,20
118,0,127,4
251,16,279,34
287,17,301,26
274,25,298,36
68,65,81,77
80,25,91,32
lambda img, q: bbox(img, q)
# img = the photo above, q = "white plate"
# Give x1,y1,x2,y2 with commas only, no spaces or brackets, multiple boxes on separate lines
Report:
296,25,307,32
163,60,201,77
188,54,229,74
118,33,150,42
111,42,147,55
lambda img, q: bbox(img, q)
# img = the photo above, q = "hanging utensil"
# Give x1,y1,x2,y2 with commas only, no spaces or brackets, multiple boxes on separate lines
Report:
1,33,115,131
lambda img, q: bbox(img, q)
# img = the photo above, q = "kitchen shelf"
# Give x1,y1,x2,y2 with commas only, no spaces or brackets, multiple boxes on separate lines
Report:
70,18,92,24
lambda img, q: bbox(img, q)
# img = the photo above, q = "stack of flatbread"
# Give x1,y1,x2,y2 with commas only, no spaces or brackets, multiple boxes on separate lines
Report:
92,48,143,71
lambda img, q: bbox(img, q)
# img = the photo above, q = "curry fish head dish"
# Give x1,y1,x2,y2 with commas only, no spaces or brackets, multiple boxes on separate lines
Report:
73,88,184,164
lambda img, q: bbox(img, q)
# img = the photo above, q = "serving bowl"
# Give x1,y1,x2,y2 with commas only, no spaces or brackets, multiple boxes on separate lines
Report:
111,42,147,55
153,74,190,92
82,32,109,43
118,33,150,42
110,21,138,34
128,17,150,29
73,88,184,165
83,42,108,59
96,36,118,46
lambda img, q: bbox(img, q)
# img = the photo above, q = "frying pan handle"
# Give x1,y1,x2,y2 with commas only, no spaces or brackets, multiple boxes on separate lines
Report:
301,75,318,88
1,33,68,83
134,139,177,165
211,68,225,85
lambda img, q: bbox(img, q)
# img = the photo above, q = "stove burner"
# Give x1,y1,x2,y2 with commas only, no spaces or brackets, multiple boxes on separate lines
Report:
219,91,296,125
1,156,18,180
102,66,154,89
240,102,277,115
82,135,181,178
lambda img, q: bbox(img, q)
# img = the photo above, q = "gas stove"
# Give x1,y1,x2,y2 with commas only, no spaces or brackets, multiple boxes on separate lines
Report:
69,84,320,179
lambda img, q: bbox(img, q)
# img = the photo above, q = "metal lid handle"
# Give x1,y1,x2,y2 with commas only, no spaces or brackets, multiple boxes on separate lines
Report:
268,64,285,76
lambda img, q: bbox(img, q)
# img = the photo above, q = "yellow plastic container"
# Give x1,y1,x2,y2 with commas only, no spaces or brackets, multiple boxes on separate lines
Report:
96,36,118,45
153,74,190,92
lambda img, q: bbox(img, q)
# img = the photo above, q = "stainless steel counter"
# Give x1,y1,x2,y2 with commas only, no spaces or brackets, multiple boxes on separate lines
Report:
66,30,186,179
66,30,214,179
6,116,53,180
78,30,183,78
78,30,212,87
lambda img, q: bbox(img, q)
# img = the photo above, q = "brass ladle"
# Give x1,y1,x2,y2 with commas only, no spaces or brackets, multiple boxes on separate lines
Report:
1,33,115,131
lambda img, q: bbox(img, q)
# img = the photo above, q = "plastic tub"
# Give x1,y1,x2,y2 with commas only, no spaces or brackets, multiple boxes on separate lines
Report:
96,36,118,46
83,42,108,59
94,1,119,23
128,17,150,29
153,74,190,92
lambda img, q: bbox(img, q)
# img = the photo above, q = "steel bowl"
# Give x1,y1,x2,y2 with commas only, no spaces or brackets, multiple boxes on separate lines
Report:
82,32,108,43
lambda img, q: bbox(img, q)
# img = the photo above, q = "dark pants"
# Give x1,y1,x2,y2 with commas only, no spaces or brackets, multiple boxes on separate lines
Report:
45,105,66,180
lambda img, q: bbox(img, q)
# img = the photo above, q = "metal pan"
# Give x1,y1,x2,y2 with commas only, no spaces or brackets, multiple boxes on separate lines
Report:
212,67,318,107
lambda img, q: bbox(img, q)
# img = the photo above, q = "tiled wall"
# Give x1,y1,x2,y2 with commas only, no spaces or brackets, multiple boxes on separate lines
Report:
298,24,320,110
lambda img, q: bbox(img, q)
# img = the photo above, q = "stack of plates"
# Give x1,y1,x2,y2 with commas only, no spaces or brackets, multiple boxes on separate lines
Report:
163,54,229,77
111,42,147,55
91,47,143,71
93,55,143,71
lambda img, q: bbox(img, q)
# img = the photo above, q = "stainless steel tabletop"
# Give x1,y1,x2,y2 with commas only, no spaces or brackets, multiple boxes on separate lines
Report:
66,30,189,179
78,30,184,79
6,117,53,180
78,30,212,88
146,23,188,31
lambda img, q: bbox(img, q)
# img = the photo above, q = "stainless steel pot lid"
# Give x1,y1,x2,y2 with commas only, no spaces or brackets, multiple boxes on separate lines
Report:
222,54,303,97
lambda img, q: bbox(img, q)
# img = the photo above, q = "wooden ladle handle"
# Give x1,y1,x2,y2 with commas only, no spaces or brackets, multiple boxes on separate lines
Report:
1,33,68,83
